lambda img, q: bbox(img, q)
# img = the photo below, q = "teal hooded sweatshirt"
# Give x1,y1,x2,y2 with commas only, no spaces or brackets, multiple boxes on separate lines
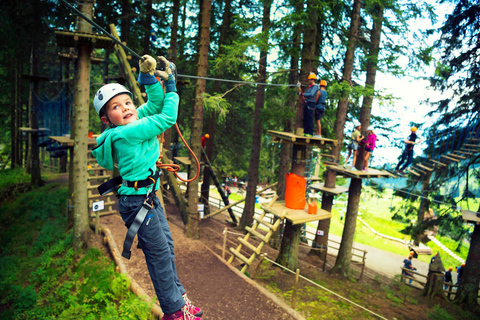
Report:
92,81,178,195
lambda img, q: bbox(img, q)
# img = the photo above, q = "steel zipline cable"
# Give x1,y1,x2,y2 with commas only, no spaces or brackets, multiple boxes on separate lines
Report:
58,0,298,88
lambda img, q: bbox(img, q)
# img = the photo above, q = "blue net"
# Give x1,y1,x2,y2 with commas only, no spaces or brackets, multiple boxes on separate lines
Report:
33,87,72,137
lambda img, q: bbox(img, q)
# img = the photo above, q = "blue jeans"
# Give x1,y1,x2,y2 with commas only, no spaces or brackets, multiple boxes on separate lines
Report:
396,150,413,171
303,101,315,135
119,194,185,314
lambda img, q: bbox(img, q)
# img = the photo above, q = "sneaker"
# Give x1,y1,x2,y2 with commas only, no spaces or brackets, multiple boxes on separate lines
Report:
163,306,201,320
313,134,322,138
304,133,313,137
183,293,203,317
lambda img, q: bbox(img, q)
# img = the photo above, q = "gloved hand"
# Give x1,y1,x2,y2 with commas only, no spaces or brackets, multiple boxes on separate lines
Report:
155,56,176,92
139,55,156,75
154,56,173,80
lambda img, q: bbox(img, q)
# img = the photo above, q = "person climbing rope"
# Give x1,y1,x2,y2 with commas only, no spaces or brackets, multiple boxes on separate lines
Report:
298,72,319,137
344,121,364,168
92,55,203,320
395,127,422,174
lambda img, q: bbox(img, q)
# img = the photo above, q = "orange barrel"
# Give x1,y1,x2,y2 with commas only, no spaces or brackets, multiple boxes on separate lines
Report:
285,173,307,209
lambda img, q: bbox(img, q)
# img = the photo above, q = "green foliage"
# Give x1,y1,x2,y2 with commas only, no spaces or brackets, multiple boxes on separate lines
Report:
0,182,155,319
427,304,456,320
0,168,30,191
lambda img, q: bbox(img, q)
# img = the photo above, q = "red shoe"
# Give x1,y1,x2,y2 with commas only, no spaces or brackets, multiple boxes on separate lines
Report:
162,306,201,320
183,293,203,317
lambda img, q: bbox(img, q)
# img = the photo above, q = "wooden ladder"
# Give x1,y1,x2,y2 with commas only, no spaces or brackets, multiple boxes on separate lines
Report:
227,196,286,273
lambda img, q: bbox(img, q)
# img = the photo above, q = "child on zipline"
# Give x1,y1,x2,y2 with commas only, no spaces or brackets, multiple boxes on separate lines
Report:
92,55,203,320
363,126,377,171
395,127,421,174
344,121,363,168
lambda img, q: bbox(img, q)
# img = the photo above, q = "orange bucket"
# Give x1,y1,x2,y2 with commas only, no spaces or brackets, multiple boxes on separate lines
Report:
285,173,307,209
308,202,317,214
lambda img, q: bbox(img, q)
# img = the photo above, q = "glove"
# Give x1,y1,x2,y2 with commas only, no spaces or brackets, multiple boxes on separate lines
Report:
155,56,177,93
139,55,156,75
297,81,301,88
154,56,173,80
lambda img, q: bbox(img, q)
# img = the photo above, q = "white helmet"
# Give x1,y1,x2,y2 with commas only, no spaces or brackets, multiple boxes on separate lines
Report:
354,121,361,127
367,125,374,131
94,83,132,116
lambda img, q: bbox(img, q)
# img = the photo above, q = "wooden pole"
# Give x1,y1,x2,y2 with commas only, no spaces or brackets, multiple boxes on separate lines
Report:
359,251,367,281
204,183,277,219
291,268,300,309
222,227,227,259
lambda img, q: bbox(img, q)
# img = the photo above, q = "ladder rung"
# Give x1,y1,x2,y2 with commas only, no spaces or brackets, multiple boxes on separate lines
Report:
237,237,261,255
441,154,460,162
245,226,266,242
464,144,480,148
229,248,251,265
320,154,335,158
254,217,274,230
88,175,110,180
447,153,466,159
454,150,473,156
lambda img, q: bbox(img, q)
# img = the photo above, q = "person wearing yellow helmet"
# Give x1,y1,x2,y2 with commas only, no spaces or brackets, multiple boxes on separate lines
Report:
395,127,422,173
314,80,328,137
298,72,319,136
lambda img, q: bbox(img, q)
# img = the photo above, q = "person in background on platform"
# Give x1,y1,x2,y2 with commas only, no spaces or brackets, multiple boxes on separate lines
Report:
201,133,209,148
363,126,377,172
344,121,364,169
314,80,328,138
395,127,422,174
298,72,319,137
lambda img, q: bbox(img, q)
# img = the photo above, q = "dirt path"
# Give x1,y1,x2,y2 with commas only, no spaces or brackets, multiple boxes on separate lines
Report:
98,202,300,320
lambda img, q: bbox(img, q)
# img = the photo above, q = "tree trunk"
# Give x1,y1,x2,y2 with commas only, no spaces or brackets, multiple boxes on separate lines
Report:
313,0,362,261
120,0,131,43
142,0,153,54
331,178,362,277
414,171,432,245
72,0,94,250
238,0,271,230
162,0,181,155
27,43,42,187
11,57,20,169
277,0,302,200
186,0,211,239
332,2,382,278
454,208,480,309
201,0,232,207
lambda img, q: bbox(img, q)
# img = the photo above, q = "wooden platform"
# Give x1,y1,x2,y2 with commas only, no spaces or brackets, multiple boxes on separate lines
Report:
173,156,204,166
262,200,331,225
326,165,393,179
309,182,348,195
20,127,50,133
49,135,97,146
461,210,480,224
55,29,115,49
267,130,337,149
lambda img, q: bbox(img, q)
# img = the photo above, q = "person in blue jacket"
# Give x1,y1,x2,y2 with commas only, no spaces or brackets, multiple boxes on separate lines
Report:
314,79,327,137
92,55,203,320
298,72,319,137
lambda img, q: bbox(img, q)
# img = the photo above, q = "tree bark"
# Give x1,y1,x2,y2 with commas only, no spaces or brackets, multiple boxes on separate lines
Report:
313,0,362,262
453,206,480,309
201,0,232,207
72,0,94,250
238,0,271,230
331,2,382,278
277,0,302,200
141,0,153,54
186,0,211,239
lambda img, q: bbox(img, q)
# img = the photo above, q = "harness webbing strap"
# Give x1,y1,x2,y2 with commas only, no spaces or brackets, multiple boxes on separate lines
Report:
121,170,160,260
97,169,160,195
122,199,153,259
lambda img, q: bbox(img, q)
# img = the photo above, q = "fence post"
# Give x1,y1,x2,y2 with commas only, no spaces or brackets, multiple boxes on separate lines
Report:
358,250,367,281
222,227,227,259
291,268,300,309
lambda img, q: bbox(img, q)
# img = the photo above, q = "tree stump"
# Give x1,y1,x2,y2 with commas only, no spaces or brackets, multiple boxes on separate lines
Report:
422,253,449,301
422,272,448,301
